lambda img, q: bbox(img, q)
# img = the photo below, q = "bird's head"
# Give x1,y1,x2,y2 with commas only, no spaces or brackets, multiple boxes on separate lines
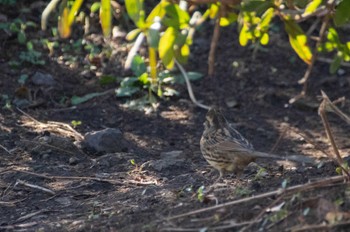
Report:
204,108,226,130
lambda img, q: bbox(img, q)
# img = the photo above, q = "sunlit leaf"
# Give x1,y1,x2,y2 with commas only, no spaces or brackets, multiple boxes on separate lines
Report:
284,20,312,64
260,8,274,29
90,2,100,13
146,1,169,24
58,7,71,38
260,32,269,45
209,3,219,19
100,0,111,37
126,28,141,41
163,3,190,29
334,0,350,26
220,12,238,27
159,27,177,70
304,0,322,15
138,73,149,85
175,44,189,64
125,0,145,28
239,24,250,46
67,0,83,26
327,27,341,47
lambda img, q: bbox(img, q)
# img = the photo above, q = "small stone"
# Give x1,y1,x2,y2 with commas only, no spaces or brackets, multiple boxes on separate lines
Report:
83,128,129,153
31,72,56,86
69,157,79,165
225,98,239,108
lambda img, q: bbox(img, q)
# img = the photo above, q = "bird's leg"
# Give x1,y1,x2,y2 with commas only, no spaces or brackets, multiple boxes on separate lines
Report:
214,170,223,184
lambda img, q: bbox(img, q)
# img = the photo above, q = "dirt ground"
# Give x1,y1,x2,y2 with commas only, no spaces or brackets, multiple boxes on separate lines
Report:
1,2,350,232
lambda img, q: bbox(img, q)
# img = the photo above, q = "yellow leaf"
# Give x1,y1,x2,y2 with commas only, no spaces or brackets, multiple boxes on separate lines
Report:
284,20,312,64
58,7,71,38
209,3,219,19
126,28,141,41
239,24,249,46
100,0,111,37
260,33,269,45
159,27,177,69
304,0,322,15
67,0,84,25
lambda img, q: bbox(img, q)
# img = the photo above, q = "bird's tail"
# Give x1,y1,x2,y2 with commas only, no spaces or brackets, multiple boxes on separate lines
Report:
252,151,315,164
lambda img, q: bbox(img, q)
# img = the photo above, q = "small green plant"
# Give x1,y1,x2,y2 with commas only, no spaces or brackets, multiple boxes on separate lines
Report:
18,42,46,65
196,186,205,202
116,55,180,109
0,18,36,45
234,186,252,197
71,120,82,128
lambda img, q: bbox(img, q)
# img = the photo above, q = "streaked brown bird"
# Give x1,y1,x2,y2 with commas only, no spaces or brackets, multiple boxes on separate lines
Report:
200,108,313,182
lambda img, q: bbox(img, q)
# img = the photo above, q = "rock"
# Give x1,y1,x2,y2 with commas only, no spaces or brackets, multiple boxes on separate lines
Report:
69,157,79,165
225,97,239,108
31,72,56,86
83,128,129,153
145,150,185,172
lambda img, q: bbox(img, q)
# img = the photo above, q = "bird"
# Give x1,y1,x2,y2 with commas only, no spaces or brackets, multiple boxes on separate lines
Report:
200,108,314,182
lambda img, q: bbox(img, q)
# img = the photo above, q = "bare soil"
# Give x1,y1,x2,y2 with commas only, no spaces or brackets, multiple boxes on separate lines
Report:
1,2,350,231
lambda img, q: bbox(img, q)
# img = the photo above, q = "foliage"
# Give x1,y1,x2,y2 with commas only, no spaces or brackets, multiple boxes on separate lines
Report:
0,19,45,66
40,0,350,105
116,55,203,109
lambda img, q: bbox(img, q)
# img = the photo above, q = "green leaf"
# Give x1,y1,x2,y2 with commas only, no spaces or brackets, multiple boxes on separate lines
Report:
71,92,105,105
18,74,28,85
163,4,190,29
327,27,341,47
138,73,149,85
173,72,204,84
304,0,322,15
159,27,177,70
125,0,145,28
148,27,160,48
334,0,350,26
90,2,100,13
115,86,140,97
146,1,169,24
17,31,26,44
120,77,139,87
284,20,312,64
131,55,147,77
99,75,117,85
241,0,274,15
330,55,342,74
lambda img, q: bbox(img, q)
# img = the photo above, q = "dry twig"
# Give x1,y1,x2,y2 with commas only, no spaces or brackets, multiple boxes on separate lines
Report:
166,175,344,221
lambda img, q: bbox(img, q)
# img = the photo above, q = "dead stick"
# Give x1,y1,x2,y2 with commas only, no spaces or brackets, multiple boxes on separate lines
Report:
208,1,222,76
166,175,344,220
318,91,350,178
